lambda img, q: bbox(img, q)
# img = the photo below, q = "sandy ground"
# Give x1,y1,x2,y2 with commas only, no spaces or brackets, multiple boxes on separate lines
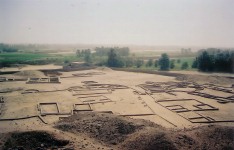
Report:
0,66,233,149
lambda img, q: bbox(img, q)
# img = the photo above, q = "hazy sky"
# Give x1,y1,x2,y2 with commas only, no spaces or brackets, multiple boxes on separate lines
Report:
0,0,234,47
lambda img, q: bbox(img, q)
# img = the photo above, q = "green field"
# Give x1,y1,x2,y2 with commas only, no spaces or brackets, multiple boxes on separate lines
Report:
172,57,195,70
0,52,82,66
0,53,52,61
0,50,197,71
125,56,196,71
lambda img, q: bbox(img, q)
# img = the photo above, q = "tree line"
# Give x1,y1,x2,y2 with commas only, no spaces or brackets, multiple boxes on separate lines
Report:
192,48,234,73
75,47,192,70
0,43,18,53
95,47,129,56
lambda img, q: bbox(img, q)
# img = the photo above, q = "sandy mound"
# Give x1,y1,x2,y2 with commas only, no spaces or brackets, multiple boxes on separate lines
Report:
3,131,69,150
14,70,46,78
56,112,234,150
95,67,113,72
56,112,157,145
176,74,234,85
121,127,177,150
121,125,234,150
178,125,234,150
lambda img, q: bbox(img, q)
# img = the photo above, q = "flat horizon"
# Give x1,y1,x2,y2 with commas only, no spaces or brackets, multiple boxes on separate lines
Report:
1,0,234,47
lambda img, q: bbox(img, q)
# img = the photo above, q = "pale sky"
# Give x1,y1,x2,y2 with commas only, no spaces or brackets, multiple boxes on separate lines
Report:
0,0,234,47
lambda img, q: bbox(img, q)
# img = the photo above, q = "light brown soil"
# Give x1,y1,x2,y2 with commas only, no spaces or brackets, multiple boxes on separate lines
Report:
0,65,233,149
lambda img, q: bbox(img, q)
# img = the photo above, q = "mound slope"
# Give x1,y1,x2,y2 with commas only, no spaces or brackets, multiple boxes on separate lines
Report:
3,131,69,150
56,112,234,150
56,112,157,145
